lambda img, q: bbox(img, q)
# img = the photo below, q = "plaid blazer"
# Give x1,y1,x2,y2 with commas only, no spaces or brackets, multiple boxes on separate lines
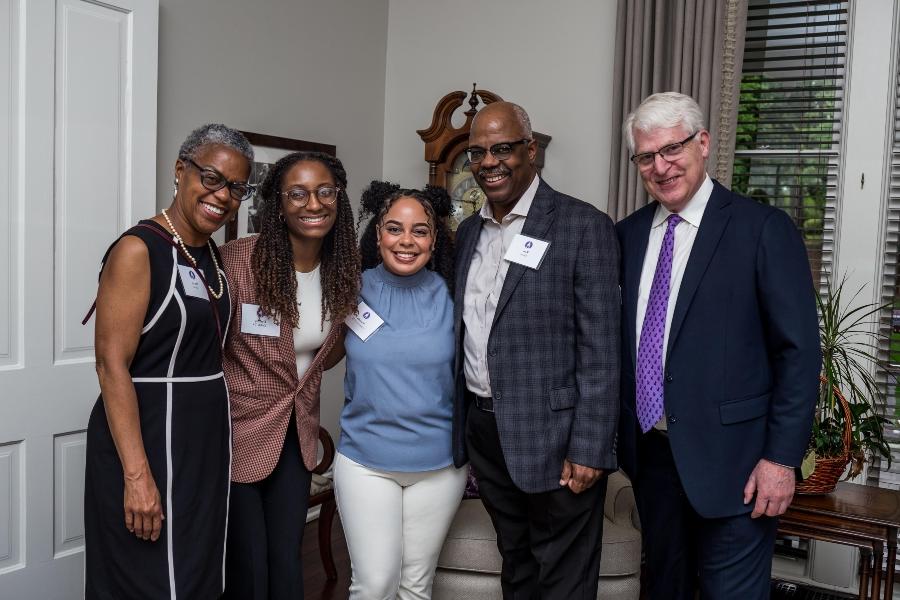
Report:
221,236,340,483
452,179,621,493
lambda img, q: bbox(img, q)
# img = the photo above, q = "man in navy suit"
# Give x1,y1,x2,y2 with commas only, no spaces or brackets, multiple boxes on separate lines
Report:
616,92,820,599
452,101,620,598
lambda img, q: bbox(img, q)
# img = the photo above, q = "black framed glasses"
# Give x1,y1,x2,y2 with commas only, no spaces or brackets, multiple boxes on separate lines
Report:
465,139,531,163
630,132,698,169
185,158,254,201
279,185,341,207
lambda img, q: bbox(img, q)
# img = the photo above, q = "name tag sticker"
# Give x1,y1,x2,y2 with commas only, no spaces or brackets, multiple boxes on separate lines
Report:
503,234,550,269
178,265,208,300
240,303,281,337
345,300,384,342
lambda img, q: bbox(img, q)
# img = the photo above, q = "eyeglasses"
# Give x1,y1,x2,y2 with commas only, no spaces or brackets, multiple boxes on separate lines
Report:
185,159,254,201
630,133,698,169
465,139,531,163
279,185,341,207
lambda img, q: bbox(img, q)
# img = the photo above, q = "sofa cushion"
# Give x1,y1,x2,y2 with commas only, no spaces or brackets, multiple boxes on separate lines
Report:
310,473,332,496
437,500,502,574
438,498,641,578
598,518,642,576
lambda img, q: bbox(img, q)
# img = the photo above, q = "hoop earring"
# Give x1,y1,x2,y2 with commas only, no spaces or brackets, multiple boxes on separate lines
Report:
279,213,285,224
172,178,179,199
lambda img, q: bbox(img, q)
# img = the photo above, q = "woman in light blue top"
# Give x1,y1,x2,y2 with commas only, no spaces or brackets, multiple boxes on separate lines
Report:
334,183,465,600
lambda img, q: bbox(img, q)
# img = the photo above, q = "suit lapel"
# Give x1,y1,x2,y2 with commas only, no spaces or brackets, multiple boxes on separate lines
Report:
491,180,556,328
666,182,732,356
624,205,655,368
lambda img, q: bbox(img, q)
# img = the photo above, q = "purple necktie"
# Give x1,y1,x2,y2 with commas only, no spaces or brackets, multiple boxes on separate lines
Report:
636,214,682,433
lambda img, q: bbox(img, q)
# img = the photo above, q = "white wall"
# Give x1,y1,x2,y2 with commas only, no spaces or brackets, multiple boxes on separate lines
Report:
382,0,618,213
156,0,390,437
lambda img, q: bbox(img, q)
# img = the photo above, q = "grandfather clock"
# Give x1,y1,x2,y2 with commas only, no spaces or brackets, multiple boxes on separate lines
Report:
417,85,551,230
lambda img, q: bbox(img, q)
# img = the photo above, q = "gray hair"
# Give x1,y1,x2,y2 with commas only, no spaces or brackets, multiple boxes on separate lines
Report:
177,123,254,164
510,103,533,139
623,92,706,154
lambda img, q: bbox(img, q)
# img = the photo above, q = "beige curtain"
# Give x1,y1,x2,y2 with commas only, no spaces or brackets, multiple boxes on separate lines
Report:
607,0,748,221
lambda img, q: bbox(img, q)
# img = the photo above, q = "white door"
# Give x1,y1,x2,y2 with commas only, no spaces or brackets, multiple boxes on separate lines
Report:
0,0,158,597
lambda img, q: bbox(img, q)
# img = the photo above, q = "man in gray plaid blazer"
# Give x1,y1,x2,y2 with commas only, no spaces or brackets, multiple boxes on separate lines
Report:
452,101,621,598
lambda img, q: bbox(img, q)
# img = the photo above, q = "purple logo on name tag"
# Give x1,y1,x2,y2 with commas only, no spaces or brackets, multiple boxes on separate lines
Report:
525,240,533,249
363,312,371,319
257,307,264,319
189,270,197,279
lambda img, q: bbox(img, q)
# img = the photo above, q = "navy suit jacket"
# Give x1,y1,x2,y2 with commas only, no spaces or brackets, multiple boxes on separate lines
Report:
616,180,820,518
452,179,621,493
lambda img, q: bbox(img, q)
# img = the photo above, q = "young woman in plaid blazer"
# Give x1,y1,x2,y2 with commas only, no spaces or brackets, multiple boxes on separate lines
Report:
220,152,360,600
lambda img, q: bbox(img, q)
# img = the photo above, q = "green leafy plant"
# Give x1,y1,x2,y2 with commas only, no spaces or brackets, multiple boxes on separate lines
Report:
812,275,893,478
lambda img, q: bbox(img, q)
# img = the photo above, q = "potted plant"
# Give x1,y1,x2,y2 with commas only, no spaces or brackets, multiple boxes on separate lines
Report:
797,275,894,494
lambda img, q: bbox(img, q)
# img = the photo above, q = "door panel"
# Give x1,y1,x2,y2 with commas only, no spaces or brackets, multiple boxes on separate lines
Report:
0,0,158,597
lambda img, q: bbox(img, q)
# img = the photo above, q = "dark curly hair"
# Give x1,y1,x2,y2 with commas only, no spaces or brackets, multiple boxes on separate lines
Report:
358,180,454,288
251,152,360,329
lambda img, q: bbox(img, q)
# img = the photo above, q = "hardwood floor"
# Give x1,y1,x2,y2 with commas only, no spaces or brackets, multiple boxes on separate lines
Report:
303,517,351,600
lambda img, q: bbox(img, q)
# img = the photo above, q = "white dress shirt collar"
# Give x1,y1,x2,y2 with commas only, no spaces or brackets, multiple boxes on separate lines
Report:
479,174,541,223
651,174,714,229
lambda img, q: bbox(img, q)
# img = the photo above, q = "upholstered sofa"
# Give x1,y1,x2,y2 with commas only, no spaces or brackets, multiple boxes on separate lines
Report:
432,470,642,599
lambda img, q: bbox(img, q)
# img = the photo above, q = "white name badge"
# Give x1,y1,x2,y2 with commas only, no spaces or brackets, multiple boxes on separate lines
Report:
178,265,208,300
345,300,384,342
240,303,281,337
503,234,550,269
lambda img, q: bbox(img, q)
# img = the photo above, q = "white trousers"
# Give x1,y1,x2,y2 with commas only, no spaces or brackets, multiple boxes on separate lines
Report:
334,453,467,600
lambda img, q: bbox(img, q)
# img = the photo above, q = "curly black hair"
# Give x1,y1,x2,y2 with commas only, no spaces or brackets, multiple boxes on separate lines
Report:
251,152,360,329
358,180,454,288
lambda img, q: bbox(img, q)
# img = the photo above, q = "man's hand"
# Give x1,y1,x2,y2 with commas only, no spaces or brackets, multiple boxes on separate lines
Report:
559,459,603,494
743,458,795,518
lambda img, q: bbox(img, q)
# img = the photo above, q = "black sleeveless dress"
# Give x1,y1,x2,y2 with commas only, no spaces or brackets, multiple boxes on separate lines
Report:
84,220,232,600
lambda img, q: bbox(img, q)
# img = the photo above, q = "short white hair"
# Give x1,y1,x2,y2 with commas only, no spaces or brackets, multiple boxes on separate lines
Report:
623,92,706,154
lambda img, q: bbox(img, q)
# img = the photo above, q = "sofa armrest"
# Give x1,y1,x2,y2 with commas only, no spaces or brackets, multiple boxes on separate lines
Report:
604,470,640,531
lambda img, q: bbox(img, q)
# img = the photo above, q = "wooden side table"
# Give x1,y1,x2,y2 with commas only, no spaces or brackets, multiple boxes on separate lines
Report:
778,482,900,600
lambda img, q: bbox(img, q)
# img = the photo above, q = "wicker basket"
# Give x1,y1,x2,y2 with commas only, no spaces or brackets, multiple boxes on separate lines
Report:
794,376,852,495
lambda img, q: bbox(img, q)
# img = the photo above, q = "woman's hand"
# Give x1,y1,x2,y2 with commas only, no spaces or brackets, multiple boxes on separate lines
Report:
123,466,165,541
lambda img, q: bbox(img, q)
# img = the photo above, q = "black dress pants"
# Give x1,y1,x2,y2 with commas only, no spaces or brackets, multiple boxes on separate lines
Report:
223,413,312,600
634,429,778,600
466,403,607,600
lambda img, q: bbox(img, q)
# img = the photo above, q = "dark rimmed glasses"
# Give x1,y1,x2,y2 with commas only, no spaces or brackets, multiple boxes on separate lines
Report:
279,186,341,207
465,139,531,163
630,132,698,169
185,158,254,202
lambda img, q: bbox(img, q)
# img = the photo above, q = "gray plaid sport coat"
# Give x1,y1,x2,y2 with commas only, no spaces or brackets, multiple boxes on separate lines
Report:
452,179,621,493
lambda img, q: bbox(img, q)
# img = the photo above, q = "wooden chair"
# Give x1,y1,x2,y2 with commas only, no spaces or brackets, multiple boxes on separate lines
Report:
309,426,338,580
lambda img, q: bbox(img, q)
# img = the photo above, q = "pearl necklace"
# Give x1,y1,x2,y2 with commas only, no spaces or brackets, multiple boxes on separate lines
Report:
161,208,225,300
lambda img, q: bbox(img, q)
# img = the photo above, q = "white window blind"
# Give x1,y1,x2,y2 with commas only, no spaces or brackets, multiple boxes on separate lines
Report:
732,0,846,288
868,33,900,491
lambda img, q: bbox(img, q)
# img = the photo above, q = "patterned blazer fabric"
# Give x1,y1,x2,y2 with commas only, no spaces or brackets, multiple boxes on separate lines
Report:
452,179,622,494
221,236,340,483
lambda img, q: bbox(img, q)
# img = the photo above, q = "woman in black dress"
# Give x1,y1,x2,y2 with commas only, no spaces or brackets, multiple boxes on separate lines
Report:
84,124,253,599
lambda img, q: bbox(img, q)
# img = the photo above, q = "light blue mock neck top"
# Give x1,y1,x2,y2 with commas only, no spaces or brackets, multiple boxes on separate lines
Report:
339,263,455,472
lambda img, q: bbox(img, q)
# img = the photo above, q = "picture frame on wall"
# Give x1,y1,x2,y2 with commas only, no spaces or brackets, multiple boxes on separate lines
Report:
226,131,337,242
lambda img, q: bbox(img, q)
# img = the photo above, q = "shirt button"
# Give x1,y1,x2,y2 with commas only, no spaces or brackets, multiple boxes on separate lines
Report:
668,414,677,424
489,348,497,357
494,391,502,400
665,372,673,382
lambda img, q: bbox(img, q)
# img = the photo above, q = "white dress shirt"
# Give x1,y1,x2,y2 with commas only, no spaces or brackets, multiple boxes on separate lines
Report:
462,175,541,398
636,175,713,427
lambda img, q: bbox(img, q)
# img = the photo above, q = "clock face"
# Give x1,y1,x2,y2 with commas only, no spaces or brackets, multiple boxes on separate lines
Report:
446,151,486,230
